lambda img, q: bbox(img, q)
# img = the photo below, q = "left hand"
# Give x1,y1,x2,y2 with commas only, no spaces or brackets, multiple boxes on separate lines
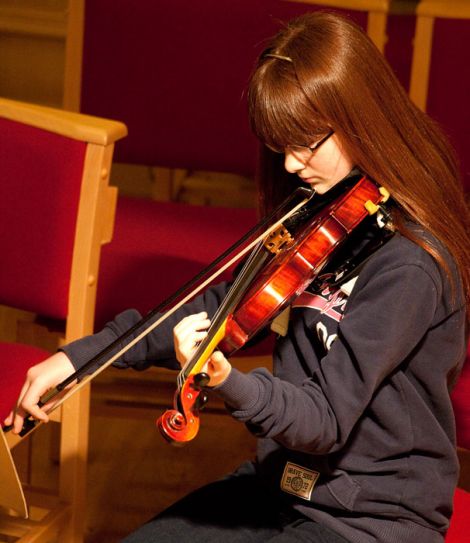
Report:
200,350,231,387
173,312,232,387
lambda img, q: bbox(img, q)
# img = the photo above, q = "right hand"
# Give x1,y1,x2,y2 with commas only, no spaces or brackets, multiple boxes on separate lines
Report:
3,351,77,434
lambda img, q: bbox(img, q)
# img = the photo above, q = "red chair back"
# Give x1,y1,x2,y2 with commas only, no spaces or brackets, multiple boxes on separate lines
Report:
0,117,86,319
79,0,367,176
426,18,470,193
451,344,470,450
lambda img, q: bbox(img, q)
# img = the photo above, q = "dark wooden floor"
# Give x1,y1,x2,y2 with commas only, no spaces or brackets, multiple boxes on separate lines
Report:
22,365,258,542
84,404,257,542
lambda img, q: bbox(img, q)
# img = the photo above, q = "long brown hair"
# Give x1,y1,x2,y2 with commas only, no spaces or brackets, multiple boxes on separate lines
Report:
248,11,470,315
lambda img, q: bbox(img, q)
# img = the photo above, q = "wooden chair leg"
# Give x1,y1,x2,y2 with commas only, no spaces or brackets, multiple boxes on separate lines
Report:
367,10,388,53
57,387,90,543
0,430,28,519
409,14,434,110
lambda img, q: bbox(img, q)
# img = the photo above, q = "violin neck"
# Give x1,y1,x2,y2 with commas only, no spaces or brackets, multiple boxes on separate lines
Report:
178,243,271,385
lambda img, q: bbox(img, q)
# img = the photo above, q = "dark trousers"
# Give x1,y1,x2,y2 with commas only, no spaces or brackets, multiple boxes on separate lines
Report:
121,466,349,543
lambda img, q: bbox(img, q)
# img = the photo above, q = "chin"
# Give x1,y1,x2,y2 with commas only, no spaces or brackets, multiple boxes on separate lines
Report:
314,184,330,195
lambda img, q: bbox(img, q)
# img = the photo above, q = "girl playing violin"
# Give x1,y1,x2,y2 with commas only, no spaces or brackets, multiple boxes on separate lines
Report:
5,11,469,543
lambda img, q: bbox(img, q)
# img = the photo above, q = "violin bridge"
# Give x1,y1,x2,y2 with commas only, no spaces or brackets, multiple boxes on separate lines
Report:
264,225,294,254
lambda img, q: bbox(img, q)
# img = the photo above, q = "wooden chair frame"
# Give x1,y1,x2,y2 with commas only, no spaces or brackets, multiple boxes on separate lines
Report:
288,1,419,53
409,0,470,110
63,0,420,112
62,1,420,204
0,97,127,542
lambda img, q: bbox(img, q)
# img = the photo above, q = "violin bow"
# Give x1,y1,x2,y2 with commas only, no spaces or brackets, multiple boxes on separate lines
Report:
6,187,314,438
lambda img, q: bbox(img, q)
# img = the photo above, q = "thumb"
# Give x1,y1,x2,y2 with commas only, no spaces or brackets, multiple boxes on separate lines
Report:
204,351,231,387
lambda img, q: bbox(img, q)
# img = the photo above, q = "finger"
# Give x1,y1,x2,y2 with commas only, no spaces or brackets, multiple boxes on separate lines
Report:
176,312,208,326
201,351,231,387
188,311,208,320
15,379,76,433
179,332,209,361
21,398,49,423
12,407,49,435
3,410,14,426
19,379,52,420
174,312,210,334
40,386,71,413
210,351,227,364
201,353,222,374
12,406,49,434
180,330,208,346
175,323,211,345
174,317,210,346
12,408,26,434
207,351,227,372
5,378,31,429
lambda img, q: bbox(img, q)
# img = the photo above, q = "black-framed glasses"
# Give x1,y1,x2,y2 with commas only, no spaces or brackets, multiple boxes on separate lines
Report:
267,130,335,163
286,131,335,163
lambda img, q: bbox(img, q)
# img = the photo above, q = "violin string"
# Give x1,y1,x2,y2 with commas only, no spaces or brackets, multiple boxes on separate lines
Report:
179,241,271,382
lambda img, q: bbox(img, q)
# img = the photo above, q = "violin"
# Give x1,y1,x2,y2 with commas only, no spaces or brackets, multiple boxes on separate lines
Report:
157,175,390,444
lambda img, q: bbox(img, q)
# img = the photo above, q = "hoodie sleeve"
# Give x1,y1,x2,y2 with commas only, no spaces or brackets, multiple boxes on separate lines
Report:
212,240,447,454
61,281,231,375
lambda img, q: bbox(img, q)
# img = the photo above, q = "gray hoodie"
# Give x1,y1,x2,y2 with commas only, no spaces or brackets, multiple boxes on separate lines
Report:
62,221,466,543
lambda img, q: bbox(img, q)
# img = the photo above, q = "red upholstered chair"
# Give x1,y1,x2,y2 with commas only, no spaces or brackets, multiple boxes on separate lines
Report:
290,0,420,55
409,1,470,193
94,198,259,331
446,487,470,543
63,1,371,194
0,97,126,542
63,0,408,181
447,344,470,542
452,346,470,453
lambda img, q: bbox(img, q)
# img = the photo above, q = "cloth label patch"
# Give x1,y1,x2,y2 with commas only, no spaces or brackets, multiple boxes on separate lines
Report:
280,462,320,500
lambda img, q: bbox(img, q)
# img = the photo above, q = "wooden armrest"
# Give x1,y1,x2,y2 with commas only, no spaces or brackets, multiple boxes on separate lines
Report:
0,97,127,145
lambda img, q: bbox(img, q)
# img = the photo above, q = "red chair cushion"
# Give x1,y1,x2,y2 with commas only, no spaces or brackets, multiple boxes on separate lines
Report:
95,197,277,356
445,487,470,542
95,197,258,329
451,344,470,450
0,342,51,424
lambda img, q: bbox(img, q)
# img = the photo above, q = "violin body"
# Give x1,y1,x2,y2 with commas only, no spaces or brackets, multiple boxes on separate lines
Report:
158,176,389,444
218,176,384,354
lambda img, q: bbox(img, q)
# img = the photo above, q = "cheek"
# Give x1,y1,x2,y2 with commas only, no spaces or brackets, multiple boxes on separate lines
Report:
327,145,354,179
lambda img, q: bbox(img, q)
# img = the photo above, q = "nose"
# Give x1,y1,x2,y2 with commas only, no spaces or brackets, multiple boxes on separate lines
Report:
284,150,305,173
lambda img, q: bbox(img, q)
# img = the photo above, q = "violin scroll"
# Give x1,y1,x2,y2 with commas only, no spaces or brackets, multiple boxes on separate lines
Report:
157,373,210,444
